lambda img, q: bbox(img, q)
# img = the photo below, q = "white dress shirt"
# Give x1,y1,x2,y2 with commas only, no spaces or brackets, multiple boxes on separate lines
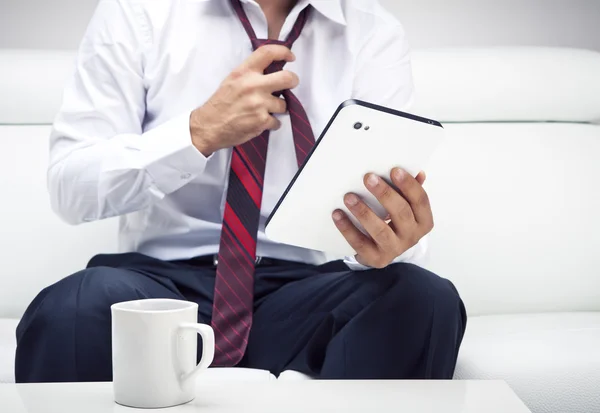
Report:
48,0,427,269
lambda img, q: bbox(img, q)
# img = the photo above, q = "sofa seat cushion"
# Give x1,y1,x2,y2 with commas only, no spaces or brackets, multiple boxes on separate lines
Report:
0,319,18,383
454,312,600,413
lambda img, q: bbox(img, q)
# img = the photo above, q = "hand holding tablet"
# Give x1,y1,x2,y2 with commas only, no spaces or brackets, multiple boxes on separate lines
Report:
265,99,444,261
331,166,432,268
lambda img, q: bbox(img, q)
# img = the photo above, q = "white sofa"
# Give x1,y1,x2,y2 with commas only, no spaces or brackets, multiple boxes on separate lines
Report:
1,47,600,413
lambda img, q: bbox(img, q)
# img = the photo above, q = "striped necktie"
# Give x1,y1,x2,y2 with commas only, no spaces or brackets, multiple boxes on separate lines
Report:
210,0,316,367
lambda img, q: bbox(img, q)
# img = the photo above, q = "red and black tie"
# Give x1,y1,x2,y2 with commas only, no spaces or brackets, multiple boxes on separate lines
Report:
210,0,316,367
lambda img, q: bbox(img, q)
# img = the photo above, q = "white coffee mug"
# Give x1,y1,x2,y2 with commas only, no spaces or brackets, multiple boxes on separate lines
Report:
111,299,215,409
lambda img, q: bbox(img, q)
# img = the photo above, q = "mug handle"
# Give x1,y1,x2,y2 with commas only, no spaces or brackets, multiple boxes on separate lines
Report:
178,323,215,385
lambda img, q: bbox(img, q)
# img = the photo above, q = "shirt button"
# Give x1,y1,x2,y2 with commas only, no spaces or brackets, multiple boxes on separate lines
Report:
180,173,192,180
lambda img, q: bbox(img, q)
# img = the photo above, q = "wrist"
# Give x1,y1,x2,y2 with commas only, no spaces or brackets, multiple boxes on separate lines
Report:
190,107,218,157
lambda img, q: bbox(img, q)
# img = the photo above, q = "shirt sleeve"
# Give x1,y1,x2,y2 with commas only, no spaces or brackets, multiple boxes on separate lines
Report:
48,0,210,225
345,15,428,270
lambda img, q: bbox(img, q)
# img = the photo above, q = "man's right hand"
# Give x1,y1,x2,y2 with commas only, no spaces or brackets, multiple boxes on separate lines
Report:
190,45,299,157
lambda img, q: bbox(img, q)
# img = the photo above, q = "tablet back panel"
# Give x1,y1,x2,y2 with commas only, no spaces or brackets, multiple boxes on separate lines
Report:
265,100,444,257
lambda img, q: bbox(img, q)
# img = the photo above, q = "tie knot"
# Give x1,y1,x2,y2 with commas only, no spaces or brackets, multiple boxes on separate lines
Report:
251,38,287,49
252,39,289,75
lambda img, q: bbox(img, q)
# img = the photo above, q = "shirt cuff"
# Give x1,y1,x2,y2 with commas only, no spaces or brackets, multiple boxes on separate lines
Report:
343,236,429,271
137,111,211,196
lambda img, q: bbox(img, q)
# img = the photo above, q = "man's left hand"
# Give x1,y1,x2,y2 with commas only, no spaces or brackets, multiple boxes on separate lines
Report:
332,168,434,269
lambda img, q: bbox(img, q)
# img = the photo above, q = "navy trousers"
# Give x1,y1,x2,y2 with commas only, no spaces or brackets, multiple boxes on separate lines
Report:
15,253,466,382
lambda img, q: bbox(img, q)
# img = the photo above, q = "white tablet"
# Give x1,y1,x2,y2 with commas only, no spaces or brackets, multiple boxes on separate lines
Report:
265,99,444,257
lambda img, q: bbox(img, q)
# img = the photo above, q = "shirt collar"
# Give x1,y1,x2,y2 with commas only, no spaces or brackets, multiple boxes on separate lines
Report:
198,0,347,26
305,1,346,26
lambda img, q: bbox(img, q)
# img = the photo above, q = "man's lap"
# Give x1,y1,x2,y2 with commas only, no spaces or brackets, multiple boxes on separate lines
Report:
241,262,464,377
16,252,465,381
79,253,459,328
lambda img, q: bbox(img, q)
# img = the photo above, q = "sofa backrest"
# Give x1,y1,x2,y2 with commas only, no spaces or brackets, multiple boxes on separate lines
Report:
0,47,599,318
0,50,118,319
410,47,600,316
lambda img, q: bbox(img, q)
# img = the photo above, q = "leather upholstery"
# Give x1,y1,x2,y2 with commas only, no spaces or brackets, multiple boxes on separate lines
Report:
0,47,599,413
0,50,76,124
0,125,117,318
3,47,600,125
410,47,600,123
0,319,18,384
455,313,600,413
424,122,600,315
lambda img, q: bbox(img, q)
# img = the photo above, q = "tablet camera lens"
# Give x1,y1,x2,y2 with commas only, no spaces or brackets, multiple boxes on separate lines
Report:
354,122,363,130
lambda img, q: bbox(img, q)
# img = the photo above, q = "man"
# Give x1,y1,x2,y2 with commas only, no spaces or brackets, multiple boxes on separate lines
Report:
15,0,466,382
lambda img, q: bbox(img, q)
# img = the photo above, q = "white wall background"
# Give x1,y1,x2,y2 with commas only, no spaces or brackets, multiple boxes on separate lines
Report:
382,0,600,51
1,0,599,51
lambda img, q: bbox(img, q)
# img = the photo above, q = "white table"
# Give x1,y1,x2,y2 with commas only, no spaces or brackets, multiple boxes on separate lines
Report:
1,379,531,413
